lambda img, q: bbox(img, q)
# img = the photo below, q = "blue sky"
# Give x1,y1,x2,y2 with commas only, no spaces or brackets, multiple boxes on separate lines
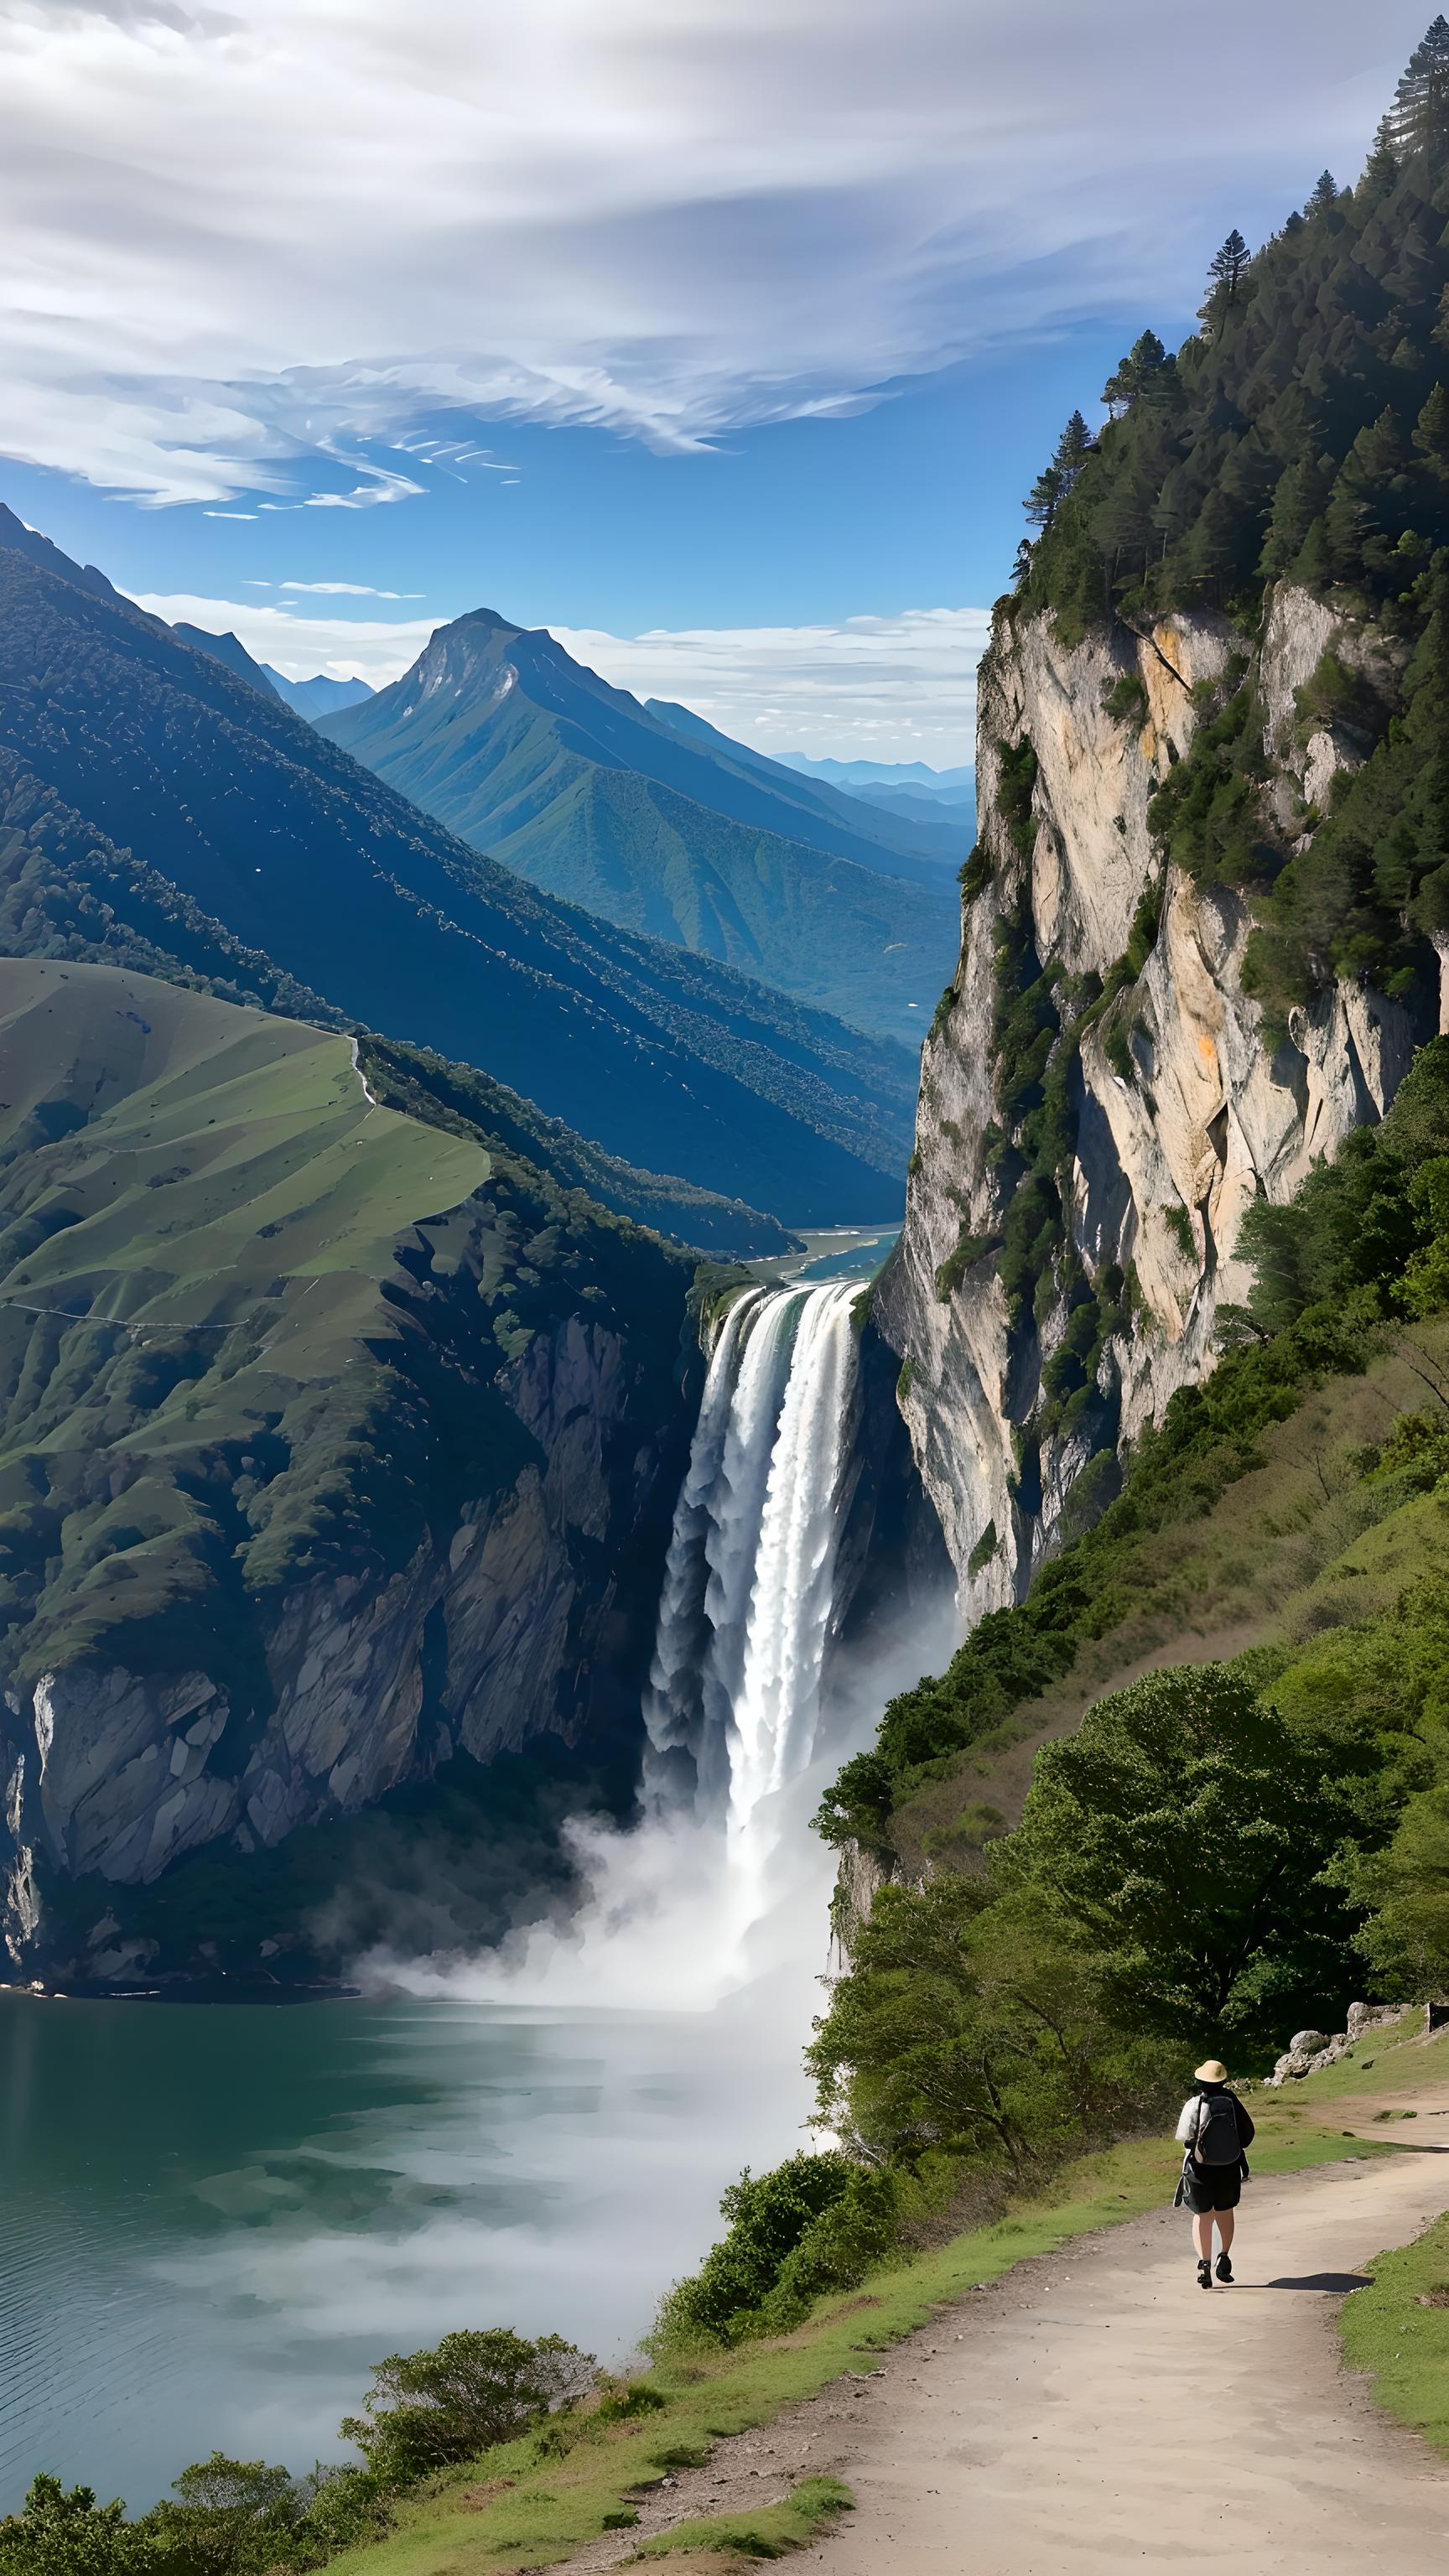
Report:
0,1,1435,760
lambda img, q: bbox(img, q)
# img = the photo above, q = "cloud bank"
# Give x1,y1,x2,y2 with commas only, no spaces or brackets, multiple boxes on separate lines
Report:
132,590,988,757
0,0,1419,504
554,608,989,760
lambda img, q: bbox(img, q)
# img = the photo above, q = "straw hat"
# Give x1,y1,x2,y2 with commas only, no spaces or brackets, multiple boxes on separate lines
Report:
1194,2058,1228,2083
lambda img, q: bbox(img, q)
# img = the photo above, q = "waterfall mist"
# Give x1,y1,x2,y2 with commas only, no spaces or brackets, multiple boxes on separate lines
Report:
361,1281,957,2355
373,1281,955,2020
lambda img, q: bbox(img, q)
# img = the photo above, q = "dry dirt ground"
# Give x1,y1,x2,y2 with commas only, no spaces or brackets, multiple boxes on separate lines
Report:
547,2080,1449,2573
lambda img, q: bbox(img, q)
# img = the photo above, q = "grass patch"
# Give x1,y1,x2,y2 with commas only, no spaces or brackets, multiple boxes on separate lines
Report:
1340,2209,1449,2459
634,2476,854,2559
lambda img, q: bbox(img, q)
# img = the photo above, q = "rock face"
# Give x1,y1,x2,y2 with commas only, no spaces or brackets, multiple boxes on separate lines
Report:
878,586,1439,1604
1,1291,695,1987
0,959,700,1987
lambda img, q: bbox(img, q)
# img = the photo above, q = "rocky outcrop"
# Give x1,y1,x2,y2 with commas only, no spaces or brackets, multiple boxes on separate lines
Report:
878,586,1438,1604
1265,2002,1409,2085
0,959,701,1986
0,1291,695,1987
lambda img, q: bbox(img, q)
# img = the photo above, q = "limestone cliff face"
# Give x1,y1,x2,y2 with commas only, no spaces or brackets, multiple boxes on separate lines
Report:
878,584,1438,1607
1,1287,693,1987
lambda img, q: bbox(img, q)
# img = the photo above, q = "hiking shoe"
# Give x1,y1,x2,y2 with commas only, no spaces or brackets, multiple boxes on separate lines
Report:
1215,2251,1233,2283
1197,2258,1213,2291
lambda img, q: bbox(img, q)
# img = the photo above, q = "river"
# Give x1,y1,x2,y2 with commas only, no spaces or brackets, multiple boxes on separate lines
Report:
0,1282,950,2515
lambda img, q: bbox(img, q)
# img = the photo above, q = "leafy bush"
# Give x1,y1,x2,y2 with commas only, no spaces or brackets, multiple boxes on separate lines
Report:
339,2329,593,2487
650,2153,872,2349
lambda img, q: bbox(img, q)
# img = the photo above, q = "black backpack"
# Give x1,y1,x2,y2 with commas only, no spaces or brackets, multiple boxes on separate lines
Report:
1192,2090,1240,2166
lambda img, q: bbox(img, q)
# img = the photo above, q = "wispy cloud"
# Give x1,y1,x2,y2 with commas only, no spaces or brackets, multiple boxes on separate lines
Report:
0,0,1418,504
279,580,424,598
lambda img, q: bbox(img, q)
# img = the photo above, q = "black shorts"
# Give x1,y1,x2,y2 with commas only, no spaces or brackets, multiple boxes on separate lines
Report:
1182,2163,1242,2213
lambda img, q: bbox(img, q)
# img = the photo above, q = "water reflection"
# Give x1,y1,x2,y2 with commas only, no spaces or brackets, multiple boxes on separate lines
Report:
0,1986,813,2511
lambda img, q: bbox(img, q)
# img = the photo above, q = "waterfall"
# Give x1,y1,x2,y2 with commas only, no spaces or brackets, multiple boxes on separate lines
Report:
647,1281,863,1875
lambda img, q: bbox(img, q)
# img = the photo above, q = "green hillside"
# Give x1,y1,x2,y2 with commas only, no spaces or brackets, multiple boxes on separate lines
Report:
0,533,916,1228
320,611,958,1042
0,953,691,1736
0,750,792,1256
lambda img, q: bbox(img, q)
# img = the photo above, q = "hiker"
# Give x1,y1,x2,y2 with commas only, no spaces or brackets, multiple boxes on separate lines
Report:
1174,2057,1254,2289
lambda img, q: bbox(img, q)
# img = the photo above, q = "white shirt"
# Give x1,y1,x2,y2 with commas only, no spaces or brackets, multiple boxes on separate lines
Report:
1176,2096,1205,2143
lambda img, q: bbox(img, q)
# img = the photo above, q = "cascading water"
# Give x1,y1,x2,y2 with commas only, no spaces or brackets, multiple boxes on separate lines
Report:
647,1282,864,1887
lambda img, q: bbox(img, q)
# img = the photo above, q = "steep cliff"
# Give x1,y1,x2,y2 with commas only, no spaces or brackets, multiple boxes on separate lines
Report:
0,960,699,1987
878,584,1439,1602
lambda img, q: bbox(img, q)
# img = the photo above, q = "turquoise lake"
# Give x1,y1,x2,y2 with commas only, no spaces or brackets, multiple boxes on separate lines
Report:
0,1978,813,2512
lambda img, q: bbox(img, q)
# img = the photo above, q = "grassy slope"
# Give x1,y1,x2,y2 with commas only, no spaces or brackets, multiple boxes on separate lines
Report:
316,2018,1449,2576
1341,2207,1449,2459
0,958,492,1680
0,959,488,1350
885,1323,1449,1873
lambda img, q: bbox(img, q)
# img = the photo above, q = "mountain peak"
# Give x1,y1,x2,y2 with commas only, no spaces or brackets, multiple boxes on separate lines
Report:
0,501,122,605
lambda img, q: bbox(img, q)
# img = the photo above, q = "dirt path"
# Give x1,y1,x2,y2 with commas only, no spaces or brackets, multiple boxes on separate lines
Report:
540,2085,1449,2573
793,2102,1449,2572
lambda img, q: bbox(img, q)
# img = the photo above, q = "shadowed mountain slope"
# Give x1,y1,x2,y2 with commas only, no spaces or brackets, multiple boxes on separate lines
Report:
0,530,915,1228
319,612,959,1038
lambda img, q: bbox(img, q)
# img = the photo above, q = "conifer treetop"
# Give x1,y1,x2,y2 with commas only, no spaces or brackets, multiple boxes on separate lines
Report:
1392,16,1449,154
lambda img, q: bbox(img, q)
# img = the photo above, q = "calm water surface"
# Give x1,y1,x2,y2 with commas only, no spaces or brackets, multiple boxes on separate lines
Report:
0,1982,812,2511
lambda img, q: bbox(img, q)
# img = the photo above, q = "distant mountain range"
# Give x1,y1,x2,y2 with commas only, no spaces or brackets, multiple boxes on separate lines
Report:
0,506,915,1234
262,665,375,719
782,754,975,789
319,613,961,1041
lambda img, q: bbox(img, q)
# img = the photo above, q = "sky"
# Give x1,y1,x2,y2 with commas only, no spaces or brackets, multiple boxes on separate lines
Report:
0,0,1436,761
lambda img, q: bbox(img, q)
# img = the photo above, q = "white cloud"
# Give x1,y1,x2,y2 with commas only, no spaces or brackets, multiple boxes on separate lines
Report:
551,607,989,761
127,589,439,684
124,585,986,753
280,580,424,598
0,0,1419,502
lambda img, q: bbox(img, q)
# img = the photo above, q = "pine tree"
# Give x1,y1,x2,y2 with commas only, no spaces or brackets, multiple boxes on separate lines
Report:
1359,115,1400,200
1201,230,1252,338
1391,18,1449,158
1025,462,1065,532
1259,451,1335,579
1415,382,1449,481
1325,408,1414,580
1025,414,1094,531
1306,169,1339,216
1101,331,1168,418
1056,411,1094,479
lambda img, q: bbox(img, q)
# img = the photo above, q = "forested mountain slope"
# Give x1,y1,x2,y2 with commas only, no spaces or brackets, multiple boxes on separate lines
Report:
0,958,702,1986
0,531,915,1228
638,695,969,868
319,611,959,1039
880,39,1449,1601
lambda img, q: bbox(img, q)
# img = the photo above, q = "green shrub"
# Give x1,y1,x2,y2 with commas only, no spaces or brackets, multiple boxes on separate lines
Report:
650,2155,865,2350
1102,673,1149,726
339,2329,593,2487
